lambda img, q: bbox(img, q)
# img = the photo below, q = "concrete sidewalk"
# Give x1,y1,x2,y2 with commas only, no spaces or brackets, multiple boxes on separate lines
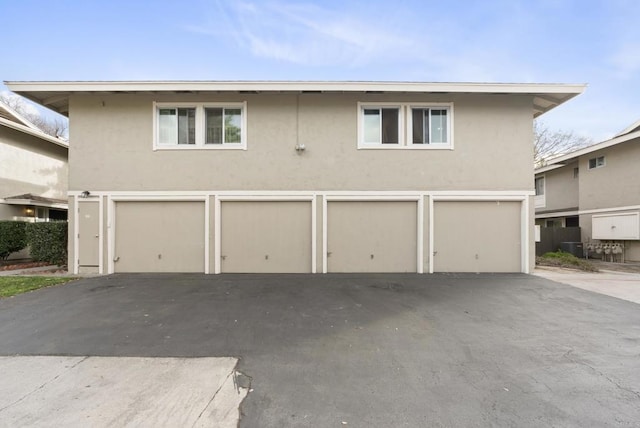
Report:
533,267,640,304
0,356,248,427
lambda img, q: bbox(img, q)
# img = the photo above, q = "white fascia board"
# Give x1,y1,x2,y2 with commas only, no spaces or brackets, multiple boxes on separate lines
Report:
535,164,567,174
535,210,579,219
615,118,640,137
2,198,68,209
5,80,586,95
536,129,640,169
0,99,41,131
0,116,68,148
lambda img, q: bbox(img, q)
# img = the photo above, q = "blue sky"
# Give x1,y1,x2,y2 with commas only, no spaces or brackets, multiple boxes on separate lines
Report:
1,0,639,141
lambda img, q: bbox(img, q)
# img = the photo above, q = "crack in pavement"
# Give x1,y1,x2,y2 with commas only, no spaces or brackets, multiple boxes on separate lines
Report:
0,356,90,413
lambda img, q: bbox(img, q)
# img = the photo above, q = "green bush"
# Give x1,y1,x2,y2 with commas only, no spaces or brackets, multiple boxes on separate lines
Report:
536,250,598,272
0,221,28,260
25,222,68,266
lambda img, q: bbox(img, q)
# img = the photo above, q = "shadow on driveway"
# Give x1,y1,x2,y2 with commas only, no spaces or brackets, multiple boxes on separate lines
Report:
1,273,639,427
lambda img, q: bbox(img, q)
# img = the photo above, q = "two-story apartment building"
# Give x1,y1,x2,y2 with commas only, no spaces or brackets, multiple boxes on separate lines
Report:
0,100,68,223
7,81,584,274
535,119,640,261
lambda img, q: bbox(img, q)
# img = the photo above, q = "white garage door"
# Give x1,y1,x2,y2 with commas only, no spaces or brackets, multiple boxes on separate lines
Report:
114,201,205,273
220,201,312,273
327,201,417,272
433,201,522,272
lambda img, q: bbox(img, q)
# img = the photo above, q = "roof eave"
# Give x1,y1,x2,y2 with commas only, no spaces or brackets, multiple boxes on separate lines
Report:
5,80,586,118
535,129,640,171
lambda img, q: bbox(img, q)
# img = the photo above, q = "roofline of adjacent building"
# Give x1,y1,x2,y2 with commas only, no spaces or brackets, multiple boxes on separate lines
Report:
535,128,640,174
0,116,69,149
0,99,41,131
5,80,586,118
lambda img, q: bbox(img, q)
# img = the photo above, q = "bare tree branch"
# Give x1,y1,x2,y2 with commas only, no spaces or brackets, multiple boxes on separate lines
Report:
0,92,68,139
534,120,592,168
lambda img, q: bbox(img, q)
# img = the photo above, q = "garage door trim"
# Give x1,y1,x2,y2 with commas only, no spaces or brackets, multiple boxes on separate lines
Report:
214,195,317,274
323,195,424,274
108,195,209,274
429,195,530,274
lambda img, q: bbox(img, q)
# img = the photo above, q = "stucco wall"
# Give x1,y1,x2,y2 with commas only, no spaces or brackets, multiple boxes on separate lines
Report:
537,161,579,212
68,92,534,192
579,138,640,210
0,126,68,199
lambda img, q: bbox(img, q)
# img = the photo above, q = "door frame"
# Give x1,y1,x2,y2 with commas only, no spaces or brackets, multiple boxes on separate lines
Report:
429,195,530,274
214,195,317,274
73,196,103,274
323,195,424,274
108,195,209,274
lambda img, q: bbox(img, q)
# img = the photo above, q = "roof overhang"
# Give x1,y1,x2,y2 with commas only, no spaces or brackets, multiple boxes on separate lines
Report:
5,80,586,118
0,116,68,149
2,195,68,210
535,128,640,172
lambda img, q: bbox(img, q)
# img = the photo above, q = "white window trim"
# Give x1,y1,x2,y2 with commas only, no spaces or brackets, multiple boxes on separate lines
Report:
588,155,605,170
357,102,453,150
153,101,247,151
407,103,454,149
534,175,546,208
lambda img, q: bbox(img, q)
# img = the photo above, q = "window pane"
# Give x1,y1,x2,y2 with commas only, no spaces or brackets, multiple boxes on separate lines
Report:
205,108,223,144
412,108,430,144
224,108,242,143
535,177,544,195
177,108,195,145
363,109,380,143
158,108,177,145
430,109,447,143
589,158,596,169
381,108,398,144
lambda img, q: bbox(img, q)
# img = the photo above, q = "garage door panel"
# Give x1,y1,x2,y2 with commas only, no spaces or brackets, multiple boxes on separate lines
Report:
434,201,521,273
115,201,205,273
328,201,417,273
221,201,312,273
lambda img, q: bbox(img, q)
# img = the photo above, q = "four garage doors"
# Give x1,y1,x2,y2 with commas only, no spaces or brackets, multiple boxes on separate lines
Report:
108,198,524,273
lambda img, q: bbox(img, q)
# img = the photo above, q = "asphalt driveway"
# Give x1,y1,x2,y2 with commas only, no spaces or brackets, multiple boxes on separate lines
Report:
1,273,639,427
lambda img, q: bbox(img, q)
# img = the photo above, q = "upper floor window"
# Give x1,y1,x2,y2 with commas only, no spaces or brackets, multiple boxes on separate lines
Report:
358,102,453,149
588,156,605,169
154,102,247,150
534,176,545,195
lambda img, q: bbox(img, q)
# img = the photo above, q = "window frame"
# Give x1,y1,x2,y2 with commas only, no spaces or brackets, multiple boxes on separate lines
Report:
153,101,247,151
588,155,605,170
357,102,453,150
534,176,545,196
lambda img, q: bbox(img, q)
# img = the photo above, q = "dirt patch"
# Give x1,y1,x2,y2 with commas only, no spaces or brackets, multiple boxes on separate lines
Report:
587,259,640,274
0,261,51,272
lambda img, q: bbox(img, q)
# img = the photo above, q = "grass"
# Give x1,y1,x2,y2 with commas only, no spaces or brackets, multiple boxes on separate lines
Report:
0,276,76,298
536,251,599,272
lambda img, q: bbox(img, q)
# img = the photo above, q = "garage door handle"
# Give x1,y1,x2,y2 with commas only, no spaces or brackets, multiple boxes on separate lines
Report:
221,255,227,260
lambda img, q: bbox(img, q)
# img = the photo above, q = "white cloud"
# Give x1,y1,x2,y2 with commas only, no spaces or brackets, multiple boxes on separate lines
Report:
187,1,413,68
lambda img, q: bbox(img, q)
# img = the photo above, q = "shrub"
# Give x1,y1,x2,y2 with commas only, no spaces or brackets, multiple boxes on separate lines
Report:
536,250,598,272
0,221,27,260
26,222,68,266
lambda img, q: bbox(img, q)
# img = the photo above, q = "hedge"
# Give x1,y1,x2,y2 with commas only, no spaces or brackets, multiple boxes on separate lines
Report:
0,221,28,260
25,222,68,266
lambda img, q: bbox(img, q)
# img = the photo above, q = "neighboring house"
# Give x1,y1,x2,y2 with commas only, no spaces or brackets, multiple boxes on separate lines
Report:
535,119,640,261
0,100,68,224
7,81,584,274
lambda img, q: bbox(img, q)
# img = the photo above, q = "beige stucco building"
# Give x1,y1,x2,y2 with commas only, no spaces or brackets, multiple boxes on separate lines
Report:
7,81,584,274
535,119,640,261
0,100,68,224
